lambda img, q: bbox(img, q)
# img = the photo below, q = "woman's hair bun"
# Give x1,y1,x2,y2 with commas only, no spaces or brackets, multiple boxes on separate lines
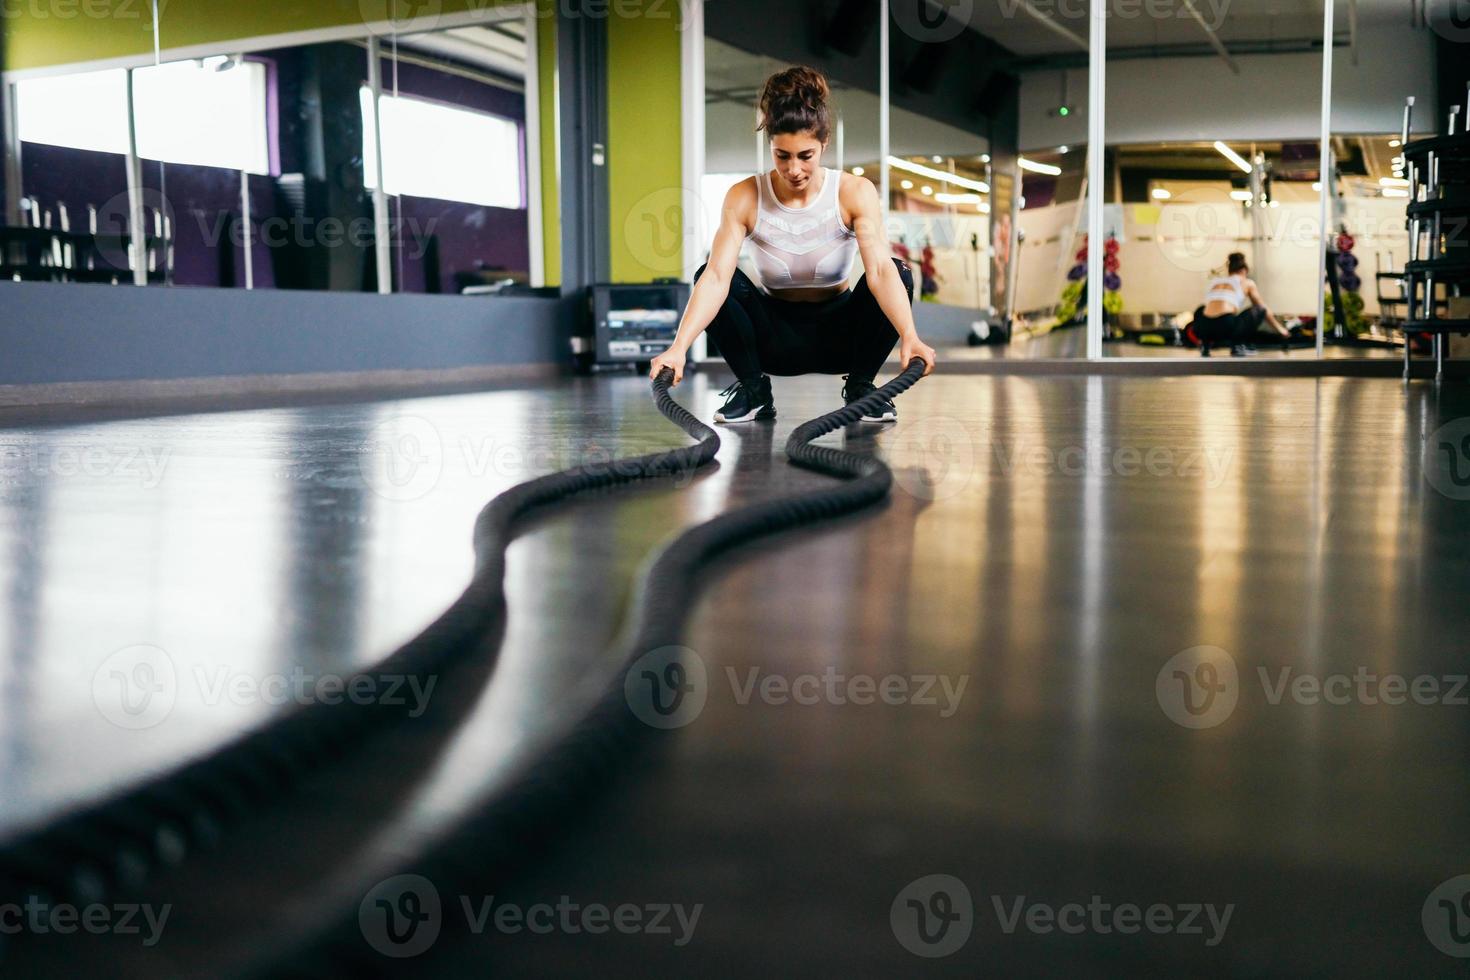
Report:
757,65,833,143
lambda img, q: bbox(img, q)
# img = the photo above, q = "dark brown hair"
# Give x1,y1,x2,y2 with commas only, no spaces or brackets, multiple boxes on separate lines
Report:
1227,252,1248,274
757,65,832,143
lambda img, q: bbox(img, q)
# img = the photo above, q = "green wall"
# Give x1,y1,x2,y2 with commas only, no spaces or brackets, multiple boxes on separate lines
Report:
535,0,560,287
605,0,684,283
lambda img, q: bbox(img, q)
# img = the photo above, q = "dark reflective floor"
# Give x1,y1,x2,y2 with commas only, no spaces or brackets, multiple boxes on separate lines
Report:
5,371,1470,977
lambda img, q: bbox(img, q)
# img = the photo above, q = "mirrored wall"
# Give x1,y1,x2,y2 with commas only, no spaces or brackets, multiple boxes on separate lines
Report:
2,4,543,295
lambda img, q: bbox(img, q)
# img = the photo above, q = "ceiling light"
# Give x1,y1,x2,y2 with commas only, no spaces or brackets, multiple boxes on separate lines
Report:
1389,139,1401,147
1229,190,1252,202
1058,145,1069,154
935,192,984,204
1382,187,1409,198
980,154,991,163
1213,141,1253,174
852,166,864,176
931,155,943,163
921,186,933,195
1151,188,1171,200
885,156,989,192
1311,181,1322,191
1380,177,1410,187
1019,157,1062,176
900,179,914,190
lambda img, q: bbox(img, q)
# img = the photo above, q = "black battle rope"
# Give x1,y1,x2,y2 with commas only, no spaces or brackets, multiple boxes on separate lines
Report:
0,381,721,922
248,357,929,978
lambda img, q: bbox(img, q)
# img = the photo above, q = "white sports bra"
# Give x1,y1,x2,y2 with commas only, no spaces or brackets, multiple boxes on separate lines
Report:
748,167,859,293
1204,275,1247,310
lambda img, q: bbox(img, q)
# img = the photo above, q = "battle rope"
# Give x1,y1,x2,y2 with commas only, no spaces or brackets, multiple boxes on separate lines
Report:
246,357,929,977
0,379,721,923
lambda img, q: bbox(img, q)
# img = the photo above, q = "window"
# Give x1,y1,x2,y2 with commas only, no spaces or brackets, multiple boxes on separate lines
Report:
15,59,271,174
361,88,523,209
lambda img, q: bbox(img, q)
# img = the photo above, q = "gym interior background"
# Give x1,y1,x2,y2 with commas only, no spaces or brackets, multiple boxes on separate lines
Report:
2,1,1470,976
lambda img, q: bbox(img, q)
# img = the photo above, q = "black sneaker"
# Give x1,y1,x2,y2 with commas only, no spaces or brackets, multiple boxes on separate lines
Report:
1230,345,1257,357
841,375,896,423
1200,344,1212,357
714,374,775,423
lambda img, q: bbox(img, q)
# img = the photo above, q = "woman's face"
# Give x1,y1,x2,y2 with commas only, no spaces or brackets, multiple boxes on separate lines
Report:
771,132,825,192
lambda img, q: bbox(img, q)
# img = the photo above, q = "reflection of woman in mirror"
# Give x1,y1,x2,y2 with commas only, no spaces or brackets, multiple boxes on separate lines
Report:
991,209,1012,309
1193,251,1289,357
648,65,936,424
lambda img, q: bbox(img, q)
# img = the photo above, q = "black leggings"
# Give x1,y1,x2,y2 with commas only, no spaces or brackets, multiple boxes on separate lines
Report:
695,257,912,380
1194,304,1266,346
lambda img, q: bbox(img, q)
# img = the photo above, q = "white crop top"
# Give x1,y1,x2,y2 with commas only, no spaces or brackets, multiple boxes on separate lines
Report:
1204,275,1247,309
748,167,859,293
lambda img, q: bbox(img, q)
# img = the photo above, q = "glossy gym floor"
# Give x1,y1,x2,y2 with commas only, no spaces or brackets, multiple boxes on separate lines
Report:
2,369,1468,977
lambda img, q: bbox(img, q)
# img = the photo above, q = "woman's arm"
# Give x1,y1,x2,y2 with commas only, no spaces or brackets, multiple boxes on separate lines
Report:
844,174,937,375
1245,279,1289,335
649,182,752,385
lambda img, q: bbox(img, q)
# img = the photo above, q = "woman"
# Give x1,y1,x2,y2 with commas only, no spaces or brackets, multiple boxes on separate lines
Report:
648,65,936,423
1193,252,1290,357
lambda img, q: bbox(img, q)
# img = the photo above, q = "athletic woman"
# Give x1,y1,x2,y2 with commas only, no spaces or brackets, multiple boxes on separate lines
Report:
648,65,937,423
1193,252,1290,357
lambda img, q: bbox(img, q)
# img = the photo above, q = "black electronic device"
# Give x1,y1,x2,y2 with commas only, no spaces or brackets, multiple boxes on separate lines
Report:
581,281,691,370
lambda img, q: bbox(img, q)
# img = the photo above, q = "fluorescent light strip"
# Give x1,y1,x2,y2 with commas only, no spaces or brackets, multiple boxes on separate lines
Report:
1213,140,1252,174
1019,157,1062,176
934,191,984,204
885,156,989,193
